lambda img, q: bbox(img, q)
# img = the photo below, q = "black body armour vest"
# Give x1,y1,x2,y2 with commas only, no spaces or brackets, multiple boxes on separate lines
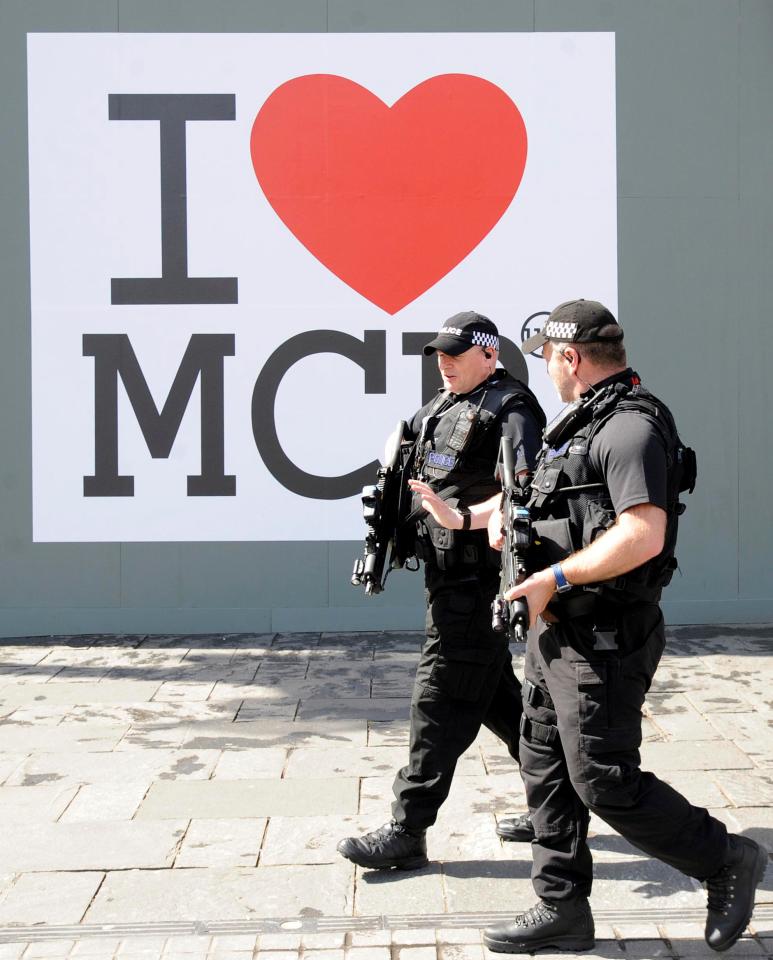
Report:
529,372,696,606
413,370,545,573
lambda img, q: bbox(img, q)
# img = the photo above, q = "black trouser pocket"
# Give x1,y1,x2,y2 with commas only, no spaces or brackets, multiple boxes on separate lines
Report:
577,725,642,807
427,651,496,702
425,587,502,702
576,661,609,728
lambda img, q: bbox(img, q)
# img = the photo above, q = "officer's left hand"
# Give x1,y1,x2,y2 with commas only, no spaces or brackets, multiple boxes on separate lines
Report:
505,569,556,628
487,507,504,551
407,479,462,529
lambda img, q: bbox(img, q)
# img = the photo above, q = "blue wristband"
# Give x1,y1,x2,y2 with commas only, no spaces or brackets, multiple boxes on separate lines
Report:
551,562,572,593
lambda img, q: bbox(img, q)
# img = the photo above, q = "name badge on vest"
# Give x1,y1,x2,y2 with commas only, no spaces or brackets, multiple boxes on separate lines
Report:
569,439,589,455
425,450,457,477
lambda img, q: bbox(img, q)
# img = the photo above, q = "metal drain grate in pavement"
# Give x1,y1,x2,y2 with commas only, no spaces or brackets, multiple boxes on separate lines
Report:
0,905,771,943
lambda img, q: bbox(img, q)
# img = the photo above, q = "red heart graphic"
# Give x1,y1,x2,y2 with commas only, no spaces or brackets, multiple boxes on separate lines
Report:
251,74,527,314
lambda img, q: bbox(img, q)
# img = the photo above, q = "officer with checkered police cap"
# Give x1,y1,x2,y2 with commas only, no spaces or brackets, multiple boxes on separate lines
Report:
478,298,766,954
337,310,546,870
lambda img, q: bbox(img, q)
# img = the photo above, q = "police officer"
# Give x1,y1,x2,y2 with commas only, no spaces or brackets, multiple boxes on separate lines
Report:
479,300,766,954
337,311,546,870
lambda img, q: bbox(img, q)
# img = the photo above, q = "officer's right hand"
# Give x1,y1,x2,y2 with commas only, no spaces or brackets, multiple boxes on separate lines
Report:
505,568,556,628
407,479,463,529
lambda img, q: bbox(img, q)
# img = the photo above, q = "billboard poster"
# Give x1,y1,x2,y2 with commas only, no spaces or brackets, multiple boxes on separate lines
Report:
27,32,617,541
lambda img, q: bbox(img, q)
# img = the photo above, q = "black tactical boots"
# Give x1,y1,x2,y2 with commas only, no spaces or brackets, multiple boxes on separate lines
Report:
705,835,767,952
495,812,536,843
337,820,428,870
484,899,595,954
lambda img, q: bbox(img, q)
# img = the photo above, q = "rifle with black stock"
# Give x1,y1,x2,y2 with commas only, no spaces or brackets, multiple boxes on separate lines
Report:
491,436,531,641
351,421,419,595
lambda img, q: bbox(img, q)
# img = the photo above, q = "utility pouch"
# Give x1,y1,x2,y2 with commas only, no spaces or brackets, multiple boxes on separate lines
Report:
415,536,433,562
531,464,562,508
531,517,574,568
677,446,697,494
535,465,561,495
427,522,456,571
582,499,616,546
430,524,456,552
659,555,679,588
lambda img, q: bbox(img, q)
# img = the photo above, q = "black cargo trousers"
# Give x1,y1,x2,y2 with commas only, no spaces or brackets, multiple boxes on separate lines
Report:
520,600,730,901
392,564,524,830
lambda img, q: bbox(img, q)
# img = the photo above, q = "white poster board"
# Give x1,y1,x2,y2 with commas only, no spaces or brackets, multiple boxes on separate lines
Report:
27,32,617,541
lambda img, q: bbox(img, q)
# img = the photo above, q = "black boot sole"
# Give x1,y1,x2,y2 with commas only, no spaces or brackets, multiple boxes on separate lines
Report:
483,932,595,953
707,842,768,952
338,850,429,871
496,826,536,843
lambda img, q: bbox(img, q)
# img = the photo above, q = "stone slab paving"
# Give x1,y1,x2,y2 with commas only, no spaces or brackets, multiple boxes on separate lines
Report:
174,819,267,868
136,778,359,820
59,783,150,823
0,726,128,754
85,863,355,922
296,699,412,723
0,628,770,959
0,821,188,872
0,873,105,925
0,784,79,823
0,681,162,707
6,749,223,789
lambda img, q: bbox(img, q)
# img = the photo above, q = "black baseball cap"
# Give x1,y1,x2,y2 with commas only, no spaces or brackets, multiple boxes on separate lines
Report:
521,299,623,355
423,311,500,356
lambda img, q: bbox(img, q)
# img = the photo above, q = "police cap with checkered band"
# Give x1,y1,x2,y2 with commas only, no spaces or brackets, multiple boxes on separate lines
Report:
521,299,623,355
422,311,500,357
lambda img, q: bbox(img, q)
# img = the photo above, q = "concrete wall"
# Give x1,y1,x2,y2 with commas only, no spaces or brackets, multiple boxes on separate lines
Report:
1,0,771,635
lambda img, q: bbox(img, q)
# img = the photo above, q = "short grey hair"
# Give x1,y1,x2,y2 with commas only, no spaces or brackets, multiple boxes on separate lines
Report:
553,337,627,367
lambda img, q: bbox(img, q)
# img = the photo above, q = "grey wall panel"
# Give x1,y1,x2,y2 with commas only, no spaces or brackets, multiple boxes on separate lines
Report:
327,0,535,32
327,539,424,630
116,0,327,32
618,196,740,604
0,604,273,637
0,1,123,626
178,542,330,608
0,543,121,608
120,543,181,608
738,195,773,599
536,0,739,200
737,2,773,601
739,0,773,201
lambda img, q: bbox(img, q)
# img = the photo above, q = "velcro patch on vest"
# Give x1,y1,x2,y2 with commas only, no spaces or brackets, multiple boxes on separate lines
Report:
426,450,457,472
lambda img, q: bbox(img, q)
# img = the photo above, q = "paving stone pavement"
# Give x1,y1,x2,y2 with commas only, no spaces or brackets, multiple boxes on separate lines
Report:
0,627,771,959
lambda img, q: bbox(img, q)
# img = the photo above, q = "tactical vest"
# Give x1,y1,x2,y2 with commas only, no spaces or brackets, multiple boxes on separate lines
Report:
413,371,545,573
529,373,696,605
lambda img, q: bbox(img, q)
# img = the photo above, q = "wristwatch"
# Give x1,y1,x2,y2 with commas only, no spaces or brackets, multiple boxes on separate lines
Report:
551,562,573,593
457,505,472,531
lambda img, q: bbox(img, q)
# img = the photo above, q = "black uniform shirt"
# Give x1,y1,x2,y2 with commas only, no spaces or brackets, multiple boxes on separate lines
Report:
587,374,669,517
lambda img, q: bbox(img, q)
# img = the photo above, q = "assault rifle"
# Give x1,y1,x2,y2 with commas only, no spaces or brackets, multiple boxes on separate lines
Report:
491,437,531,641
351,422,418,595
